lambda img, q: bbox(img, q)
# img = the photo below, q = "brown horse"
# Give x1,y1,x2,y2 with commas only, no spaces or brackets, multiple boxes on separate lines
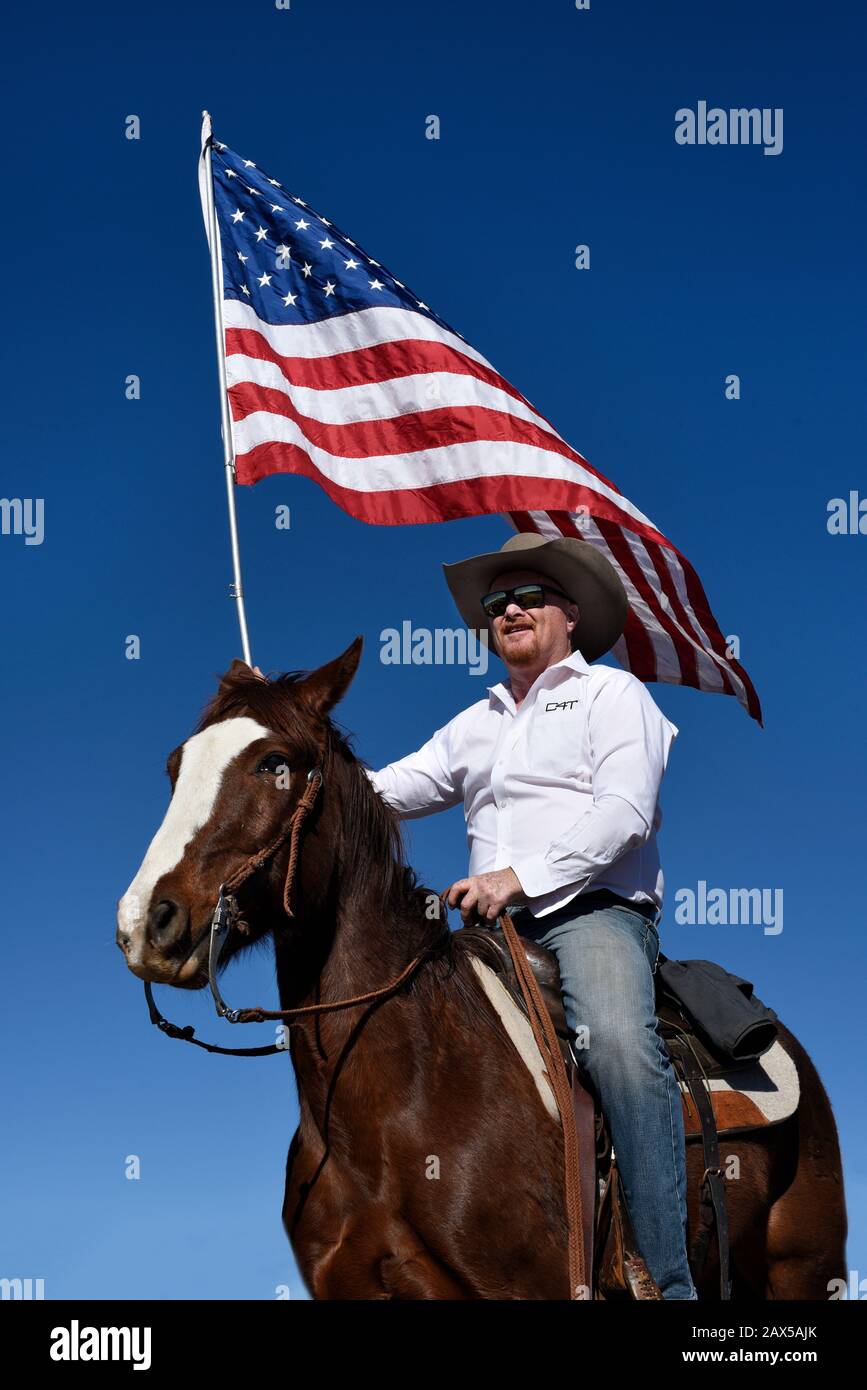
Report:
117,639,847,1299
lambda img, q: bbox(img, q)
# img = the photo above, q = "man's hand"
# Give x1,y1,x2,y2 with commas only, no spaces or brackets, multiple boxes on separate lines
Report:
445,867,526,925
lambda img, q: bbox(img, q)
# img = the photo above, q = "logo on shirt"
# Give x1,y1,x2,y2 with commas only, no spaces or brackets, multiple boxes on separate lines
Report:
544,699,579,712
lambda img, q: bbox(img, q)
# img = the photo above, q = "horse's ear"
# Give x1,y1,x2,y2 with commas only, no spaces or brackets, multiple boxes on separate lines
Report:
218,658,256,691
297,636,363,716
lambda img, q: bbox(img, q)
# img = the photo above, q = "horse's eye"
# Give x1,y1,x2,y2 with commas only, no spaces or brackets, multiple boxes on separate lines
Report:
256,753,290,777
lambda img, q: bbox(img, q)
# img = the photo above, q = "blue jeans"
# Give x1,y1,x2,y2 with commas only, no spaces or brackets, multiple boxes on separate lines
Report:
510,896,698,1300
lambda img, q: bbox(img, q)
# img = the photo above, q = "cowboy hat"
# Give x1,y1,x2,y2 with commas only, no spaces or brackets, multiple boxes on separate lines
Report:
442,533,628,662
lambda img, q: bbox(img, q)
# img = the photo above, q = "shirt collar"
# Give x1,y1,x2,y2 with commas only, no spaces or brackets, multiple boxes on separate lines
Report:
487,647,592,712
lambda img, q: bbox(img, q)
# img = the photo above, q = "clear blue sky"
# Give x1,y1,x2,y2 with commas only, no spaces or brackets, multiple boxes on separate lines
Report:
1,0,864,1300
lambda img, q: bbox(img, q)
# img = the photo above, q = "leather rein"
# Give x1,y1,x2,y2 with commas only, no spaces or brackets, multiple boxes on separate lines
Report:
143,760,442,1057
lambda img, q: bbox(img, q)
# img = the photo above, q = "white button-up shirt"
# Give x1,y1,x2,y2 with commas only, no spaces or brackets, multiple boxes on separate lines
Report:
367,649,678,917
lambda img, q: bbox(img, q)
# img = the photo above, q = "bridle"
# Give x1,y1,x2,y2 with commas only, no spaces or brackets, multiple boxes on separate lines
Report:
143,755,446,1057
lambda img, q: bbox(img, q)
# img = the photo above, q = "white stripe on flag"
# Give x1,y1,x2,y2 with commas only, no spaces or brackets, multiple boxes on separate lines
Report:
232,410,658,508
225,353,557,431
621,528,726,690
224,298,493,368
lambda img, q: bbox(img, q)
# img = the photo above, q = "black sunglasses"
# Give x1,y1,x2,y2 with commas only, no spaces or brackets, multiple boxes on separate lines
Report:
480,582,573,618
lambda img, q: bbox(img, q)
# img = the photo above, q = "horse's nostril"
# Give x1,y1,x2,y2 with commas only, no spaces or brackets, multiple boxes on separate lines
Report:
117,931,130,951
151,900,178,934
148,898,189,949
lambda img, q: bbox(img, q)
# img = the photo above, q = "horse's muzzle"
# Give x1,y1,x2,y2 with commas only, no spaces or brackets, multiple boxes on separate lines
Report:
116,902,211,988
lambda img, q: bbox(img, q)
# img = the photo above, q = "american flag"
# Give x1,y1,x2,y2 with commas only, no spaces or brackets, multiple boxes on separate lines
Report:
200,128,762,723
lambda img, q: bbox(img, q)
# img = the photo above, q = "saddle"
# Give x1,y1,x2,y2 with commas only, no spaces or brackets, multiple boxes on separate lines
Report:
458,923,794,1301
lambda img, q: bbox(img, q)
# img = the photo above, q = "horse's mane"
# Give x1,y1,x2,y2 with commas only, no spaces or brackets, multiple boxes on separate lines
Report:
195,666,431,928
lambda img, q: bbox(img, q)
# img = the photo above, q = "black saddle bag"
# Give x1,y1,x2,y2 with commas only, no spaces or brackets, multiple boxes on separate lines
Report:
656,954,779,1063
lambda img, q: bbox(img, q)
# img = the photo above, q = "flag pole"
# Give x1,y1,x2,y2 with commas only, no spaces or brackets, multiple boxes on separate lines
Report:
200,110,253,665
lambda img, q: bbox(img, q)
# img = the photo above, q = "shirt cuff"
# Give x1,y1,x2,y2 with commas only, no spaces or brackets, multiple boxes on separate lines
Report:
509,853,590,902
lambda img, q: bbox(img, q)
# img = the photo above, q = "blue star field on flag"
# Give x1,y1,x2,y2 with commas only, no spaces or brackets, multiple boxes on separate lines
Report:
211,137,457,335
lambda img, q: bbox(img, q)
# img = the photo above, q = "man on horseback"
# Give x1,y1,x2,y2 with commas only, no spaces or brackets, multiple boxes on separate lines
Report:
367,532,698,1300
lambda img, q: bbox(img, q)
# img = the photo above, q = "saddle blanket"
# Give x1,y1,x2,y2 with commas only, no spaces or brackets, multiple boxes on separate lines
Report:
469,958,800,1134
677,1042,799,1137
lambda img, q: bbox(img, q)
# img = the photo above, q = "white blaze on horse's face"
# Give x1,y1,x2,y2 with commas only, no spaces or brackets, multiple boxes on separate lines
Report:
118,717,270,964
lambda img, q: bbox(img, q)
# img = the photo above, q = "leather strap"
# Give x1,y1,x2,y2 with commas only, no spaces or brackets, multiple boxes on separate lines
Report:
144,982,283,1056
672,1036,732,1299
499,912,586,1299
571,1065,597,1294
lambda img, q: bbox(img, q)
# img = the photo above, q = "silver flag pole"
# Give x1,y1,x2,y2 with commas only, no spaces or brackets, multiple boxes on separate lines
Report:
200,110,253,665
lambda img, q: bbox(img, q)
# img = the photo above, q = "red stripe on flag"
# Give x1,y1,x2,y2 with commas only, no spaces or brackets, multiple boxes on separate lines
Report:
233,443,626,526
234,441,671,554
226,327,529,404
673,549,763,723
589,516,703,690
508,510,660,682
230,379,626,469
225,327,623,495
553,513,662,684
